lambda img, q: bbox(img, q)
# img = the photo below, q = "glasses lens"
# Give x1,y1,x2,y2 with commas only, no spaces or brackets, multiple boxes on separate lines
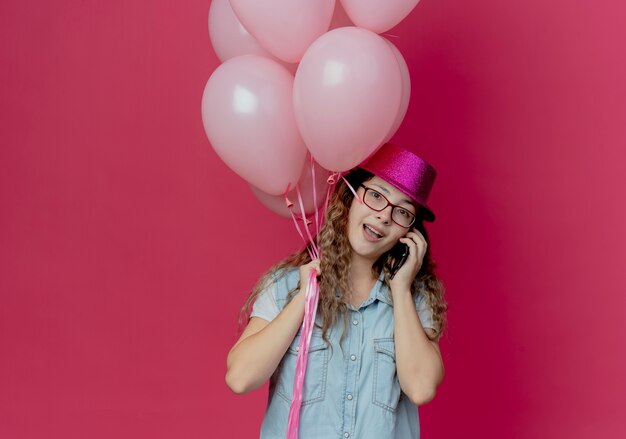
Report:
363,187,415,227
392,207,415,228
363,189,387,210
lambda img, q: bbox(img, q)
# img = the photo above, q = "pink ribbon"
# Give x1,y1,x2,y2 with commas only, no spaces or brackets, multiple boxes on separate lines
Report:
285,269,320,439
282,159,366,437
284,159,339,438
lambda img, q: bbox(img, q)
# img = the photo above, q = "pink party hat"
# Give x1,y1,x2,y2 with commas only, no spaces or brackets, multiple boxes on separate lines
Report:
359,142,437,222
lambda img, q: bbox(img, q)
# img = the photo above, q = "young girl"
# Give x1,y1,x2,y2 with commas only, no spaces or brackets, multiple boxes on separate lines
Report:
226,143,448,439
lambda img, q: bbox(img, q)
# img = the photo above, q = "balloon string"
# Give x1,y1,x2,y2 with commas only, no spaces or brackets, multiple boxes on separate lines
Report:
283,183,294,210
323,172,338,218
310,156,320,245
341,174,363,204
286,269,320,439
285,170,336,438
312,171,339,252
289,208,316,261
295,185,319,260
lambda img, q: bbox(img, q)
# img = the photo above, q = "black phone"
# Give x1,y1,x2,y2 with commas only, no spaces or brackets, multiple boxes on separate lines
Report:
389,242,409,280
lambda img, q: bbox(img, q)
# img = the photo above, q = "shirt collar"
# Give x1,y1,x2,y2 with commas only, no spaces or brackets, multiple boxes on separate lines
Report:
334,269,394,308
374,270,393,306
356,270,393,309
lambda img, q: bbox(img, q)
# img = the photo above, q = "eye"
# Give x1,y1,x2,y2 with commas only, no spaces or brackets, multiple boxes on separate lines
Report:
369,190,382,199
397,208,412,218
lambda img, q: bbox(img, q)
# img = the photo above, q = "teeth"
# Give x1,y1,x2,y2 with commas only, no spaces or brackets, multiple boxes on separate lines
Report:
365,224,383,238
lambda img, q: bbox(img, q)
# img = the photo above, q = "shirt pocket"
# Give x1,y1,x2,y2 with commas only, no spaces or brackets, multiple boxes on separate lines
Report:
275,331,329,406
372,337,401,412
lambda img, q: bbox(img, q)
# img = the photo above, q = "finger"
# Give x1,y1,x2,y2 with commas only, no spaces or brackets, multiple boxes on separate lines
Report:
399,237,418,253
401,237,426,262
406,233,427,250
399,238,422,269
405,231,424,244
401,235,418,246
311,260,321,275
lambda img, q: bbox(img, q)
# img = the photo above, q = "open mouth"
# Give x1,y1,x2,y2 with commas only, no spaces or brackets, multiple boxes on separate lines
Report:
363,224,384,241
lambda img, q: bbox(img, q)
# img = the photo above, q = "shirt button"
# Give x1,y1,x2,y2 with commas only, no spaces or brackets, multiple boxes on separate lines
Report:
350,354,356,361
296,346,299,352
352,319,358,326
347,394,353,400
344,433,350,438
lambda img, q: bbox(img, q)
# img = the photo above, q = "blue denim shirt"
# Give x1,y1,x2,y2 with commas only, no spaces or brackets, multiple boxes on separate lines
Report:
251,268,438,439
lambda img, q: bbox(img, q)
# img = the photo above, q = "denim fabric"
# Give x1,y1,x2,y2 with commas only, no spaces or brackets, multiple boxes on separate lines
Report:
250,268,437,439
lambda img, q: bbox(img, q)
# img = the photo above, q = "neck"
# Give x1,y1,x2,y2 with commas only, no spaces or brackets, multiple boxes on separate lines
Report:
349,251,378,284
347,252,380,303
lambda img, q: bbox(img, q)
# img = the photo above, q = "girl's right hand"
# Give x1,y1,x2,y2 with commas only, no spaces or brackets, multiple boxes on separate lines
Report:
299,259,321,286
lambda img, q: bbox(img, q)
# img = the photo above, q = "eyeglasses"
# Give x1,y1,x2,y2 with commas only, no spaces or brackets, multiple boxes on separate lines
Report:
359,185,416,228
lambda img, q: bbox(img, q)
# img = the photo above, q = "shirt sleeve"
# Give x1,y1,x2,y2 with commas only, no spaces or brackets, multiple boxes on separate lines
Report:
250,279,281,323
415,292,439,333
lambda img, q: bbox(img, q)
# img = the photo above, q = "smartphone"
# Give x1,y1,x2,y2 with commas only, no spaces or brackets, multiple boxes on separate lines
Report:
389,242,409,280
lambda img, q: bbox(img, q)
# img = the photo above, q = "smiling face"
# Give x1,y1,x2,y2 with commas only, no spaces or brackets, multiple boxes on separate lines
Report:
347,175,417,262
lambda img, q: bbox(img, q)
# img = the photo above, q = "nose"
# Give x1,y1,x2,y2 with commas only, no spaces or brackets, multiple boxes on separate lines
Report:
375,205,393,224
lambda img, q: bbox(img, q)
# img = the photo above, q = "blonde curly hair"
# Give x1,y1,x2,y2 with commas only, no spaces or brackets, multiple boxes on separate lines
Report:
240,169,448,343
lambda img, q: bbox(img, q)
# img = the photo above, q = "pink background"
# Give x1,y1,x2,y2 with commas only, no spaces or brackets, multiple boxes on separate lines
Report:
1,1,625,438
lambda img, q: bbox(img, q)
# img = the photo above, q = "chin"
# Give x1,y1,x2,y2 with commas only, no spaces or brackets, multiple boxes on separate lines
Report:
349,235,390,261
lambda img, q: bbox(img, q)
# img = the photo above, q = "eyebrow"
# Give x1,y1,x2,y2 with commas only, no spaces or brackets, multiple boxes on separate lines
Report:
371,184,414,207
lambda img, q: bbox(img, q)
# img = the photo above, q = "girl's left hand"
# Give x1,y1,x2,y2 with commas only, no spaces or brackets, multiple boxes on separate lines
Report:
389,229,427,294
